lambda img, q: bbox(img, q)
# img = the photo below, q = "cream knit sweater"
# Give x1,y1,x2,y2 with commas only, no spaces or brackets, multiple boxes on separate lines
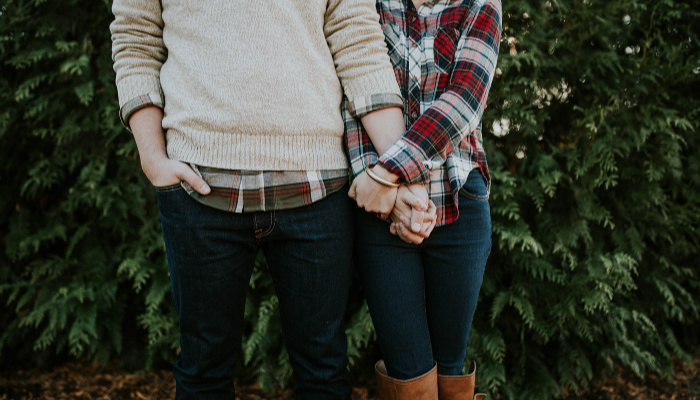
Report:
111,0,402,171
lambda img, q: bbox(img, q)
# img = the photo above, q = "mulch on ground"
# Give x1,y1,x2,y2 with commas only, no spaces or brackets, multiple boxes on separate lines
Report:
0,357,698,399
560,357,700,400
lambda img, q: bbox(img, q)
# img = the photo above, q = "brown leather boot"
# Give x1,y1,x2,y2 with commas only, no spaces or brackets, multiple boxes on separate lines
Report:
375,360,438,400
437,361,487,400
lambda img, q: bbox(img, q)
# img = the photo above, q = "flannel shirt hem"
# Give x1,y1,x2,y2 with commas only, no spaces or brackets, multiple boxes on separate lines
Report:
348,93,404,119
183,167,349,213
119,92,164,131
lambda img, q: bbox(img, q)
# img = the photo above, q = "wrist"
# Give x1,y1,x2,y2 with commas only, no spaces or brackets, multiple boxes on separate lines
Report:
369,165,399,184
140,152,169,166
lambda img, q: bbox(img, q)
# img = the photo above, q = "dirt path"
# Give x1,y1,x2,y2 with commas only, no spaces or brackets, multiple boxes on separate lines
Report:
1,358,698,399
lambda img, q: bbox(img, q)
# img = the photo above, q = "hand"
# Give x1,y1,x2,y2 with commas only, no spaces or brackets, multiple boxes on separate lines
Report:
389,184,437,244
141,155,211,195
348,166,400,219
390,200,437,244
128,106,211,196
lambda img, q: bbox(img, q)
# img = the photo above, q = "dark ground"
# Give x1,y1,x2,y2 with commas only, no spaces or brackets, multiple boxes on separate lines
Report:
0,357,698,400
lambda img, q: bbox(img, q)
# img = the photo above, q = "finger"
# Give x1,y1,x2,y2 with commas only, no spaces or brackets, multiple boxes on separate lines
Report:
421,201,438,237
178,164,210,195
422,220,436,238
400,188,426,212
410,208,424,233
394,223,413,243
390,223,398,236
398,217,423,243
396,222,424,244
426,199,437,217
416,212,435,238
421,217,436,238
348,180,357,200
380,201,395,216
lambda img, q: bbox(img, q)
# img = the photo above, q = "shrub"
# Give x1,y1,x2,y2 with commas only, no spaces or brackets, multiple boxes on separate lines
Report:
1,0,698,397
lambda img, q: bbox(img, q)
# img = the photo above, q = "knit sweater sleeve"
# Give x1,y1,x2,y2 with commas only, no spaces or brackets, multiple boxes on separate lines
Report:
110,0,167,130
324,0,403,118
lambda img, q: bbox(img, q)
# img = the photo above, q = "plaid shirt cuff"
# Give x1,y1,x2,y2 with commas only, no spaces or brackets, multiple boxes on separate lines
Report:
346,93,404,119
119,92,164,131
376,139,431,184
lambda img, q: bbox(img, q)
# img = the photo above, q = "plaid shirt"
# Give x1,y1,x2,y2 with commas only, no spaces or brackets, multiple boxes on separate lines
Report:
344,0,501,225
181,166,348,213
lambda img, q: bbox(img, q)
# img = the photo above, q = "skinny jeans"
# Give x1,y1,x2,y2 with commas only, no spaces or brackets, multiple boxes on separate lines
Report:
354,170,491,379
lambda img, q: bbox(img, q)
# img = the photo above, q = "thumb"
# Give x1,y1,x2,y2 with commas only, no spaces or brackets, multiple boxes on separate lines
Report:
178,164,210,195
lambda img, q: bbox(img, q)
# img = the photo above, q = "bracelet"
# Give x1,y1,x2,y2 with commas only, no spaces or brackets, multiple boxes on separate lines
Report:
365,167,400,188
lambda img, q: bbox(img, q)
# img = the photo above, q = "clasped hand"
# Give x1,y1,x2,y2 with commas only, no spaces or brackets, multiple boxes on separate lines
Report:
349,167,437,244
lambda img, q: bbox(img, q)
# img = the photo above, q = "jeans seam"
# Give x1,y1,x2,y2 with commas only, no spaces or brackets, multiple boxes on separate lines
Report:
254,210,276,240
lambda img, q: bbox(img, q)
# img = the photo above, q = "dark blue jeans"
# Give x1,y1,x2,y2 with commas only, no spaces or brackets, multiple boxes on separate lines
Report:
156,184,354,400
354,170,491,380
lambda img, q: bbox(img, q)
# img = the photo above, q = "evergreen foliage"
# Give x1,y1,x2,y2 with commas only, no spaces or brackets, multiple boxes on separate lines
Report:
1,0,698,398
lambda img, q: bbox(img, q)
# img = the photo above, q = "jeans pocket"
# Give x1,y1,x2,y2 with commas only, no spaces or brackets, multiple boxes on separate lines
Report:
154,182,183,193
459,170,489,201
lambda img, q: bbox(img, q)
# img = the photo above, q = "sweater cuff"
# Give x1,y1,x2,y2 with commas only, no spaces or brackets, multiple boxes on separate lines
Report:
342,66,402,117
376,139,431,184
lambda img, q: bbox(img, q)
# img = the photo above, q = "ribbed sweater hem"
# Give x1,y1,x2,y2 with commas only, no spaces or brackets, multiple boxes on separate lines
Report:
166,130,350,171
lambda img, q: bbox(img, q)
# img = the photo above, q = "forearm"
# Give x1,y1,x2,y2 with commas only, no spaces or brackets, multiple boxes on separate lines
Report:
349,106,409,216
359,106,406,156
129,106,168,163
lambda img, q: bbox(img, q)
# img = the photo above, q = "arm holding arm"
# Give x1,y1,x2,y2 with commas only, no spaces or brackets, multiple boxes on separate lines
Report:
376,0,502,184
325,0,435,239
353,108,436,242
345,105,436,242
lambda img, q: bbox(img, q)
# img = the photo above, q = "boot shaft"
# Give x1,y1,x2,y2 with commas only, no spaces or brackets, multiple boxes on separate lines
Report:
375,360,438,400
437,361,487,400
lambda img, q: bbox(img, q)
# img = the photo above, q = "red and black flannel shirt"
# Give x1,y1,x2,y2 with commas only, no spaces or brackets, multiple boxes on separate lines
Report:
344,0,502,225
